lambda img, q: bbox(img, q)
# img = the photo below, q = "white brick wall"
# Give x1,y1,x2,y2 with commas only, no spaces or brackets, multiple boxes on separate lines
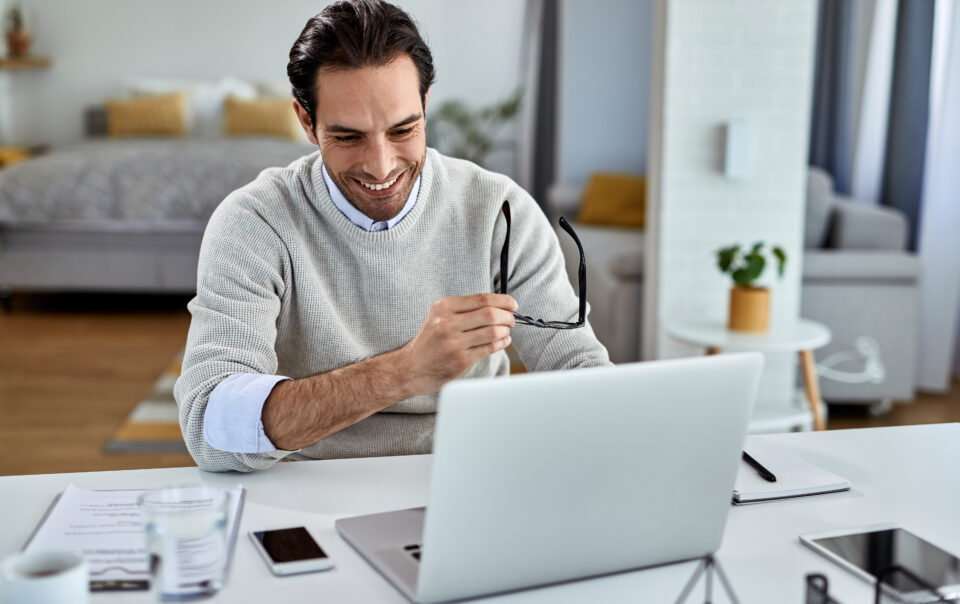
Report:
644,0,818,406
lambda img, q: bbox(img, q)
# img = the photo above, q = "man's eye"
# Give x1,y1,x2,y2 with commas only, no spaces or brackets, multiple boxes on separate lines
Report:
334,135,359,143
392,128,414,137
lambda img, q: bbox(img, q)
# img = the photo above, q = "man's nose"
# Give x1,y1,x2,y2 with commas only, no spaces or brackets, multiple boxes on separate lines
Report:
362,137,395,181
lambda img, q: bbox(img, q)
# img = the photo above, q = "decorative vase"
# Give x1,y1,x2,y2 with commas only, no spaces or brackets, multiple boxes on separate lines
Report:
6,28,30,57
728,285,770,332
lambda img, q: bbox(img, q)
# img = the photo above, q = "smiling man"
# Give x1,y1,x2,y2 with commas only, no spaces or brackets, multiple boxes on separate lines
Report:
174,0,610,473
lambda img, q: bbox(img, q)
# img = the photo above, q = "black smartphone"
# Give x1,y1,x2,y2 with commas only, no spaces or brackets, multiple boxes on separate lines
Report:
249,526,334,576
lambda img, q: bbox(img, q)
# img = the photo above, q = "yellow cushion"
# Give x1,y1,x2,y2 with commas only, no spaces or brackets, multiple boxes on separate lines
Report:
577,172,646,229
0,147,30,167
223,96,300,140
106,93,187,138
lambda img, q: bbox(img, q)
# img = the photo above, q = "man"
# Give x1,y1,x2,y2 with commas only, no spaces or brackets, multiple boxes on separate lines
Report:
175,0,610,473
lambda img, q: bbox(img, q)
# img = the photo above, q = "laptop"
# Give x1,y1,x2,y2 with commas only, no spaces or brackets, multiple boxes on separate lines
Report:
335,353,764,603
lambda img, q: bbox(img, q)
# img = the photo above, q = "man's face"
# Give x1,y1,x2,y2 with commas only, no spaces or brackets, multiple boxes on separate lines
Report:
295,55,428,222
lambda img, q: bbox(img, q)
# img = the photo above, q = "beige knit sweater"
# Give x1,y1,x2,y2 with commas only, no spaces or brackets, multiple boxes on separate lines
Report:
175,148,610,472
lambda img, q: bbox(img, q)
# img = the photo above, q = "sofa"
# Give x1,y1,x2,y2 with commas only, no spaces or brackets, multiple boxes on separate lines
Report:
547,167,919,408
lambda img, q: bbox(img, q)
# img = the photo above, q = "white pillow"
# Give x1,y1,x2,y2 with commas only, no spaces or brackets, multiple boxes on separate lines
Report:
124,76,258,138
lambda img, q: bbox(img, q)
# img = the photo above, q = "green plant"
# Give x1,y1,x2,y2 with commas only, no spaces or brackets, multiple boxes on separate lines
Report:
6,5,24,31
716,242,786,288
426,88,522,167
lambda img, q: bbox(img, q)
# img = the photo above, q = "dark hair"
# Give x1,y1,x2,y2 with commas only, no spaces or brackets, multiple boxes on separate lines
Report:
287,0,436,131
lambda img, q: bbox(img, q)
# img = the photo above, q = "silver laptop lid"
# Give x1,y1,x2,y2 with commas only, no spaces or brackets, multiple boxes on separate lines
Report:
416,353,763,603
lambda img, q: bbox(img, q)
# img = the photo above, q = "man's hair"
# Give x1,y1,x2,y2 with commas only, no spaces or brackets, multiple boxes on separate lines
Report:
287,0,436,131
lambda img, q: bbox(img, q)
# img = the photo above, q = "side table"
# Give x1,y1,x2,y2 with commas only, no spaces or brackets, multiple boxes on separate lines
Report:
663,318,832,431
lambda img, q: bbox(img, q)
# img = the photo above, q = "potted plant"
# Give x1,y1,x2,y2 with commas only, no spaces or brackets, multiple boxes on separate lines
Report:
716,242,786,332
426,89,522,168
5,4,31,58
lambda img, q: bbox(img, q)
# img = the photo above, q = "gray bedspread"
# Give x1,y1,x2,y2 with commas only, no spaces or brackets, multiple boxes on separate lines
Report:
0,139,314,222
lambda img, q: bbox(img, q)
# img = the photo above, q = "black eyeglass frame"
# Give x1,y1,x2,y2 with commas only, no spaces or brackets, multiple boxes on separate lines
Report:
498,200,586,329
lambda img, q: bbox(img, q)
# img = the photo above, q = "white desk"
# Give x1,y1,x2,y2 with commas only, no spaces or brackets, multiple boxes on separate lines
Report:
2,424,958,603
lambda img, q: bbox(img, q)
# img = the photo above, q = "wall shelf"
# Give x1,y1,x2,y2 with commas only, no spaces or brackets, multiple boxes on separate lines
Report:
0,57,50,70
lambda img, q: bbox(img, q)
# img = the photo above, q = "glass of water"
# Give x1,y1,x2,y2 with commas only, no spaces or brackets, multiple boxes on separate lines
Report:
139,484,228,601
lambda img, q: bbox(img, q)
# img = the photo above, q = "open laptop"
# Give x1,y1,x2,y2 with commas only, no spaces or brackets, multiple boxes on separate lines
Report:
335,353,763,603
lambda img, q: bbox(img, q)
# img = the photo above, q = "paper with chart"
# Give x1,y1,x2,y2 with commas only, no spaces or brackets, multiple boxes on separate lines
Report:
23,483,244,591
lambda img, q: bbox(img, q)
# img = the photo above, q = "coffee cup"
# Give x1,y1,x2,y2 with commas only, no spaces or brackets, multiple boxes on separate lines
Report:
0,550,88,604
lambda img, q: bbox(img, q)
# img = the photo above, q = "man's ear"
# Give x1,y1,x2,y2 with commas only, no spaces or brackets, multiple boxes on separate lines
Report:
293,100,319,146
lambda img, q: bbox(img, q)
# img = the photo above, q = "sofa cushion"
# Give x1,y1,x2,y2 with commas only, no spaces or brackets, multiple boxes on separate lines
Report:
577,173,645,229
560,222,644,282
803,250,920,283
805,167,835,249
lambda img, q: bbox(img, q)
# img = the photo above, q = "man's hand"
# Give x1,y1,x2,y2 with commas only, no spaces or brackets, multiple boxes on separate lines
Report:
401,293,517,396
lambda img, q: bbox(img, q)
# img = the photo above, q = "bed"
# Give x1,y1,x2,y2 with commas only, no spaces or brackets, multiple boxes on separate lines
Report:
0,138,313,300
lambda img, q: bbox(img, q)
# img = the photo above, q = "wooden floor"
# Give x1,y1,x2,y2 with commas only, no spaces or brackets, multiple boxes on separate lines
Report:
0,294,195,476
1,293,958,476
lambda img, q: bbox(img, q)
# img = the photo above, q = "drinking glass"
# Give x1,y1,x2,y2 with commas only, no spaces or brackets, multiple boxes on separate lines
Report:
139,484,228,601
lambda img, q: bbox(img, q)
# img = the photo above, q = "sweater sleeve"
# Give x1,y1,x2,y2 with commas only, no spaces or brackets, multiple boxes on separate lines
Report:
494,187,613,372
174,196,297,472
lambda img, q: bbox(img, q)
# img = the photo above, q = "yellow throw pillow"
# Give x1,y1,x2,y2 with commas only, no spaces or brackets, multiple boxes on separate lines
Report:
223,96,300,140
106,93,187,138
577,172,646,229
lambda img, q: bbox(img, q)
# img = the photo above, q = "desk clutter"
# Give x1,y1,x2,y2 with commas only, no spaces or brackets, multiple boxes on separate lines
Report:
19,484,244,598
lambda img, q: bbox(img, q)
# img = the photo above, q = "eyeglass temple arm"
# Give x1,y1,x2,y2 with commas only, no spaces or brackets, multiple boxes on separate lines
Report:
558,216,587,323
499,200,511,295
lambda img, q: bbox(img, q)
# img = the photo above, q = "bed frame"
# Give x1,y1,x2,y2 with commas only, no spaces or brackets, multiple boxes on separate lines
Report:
0,220,204,304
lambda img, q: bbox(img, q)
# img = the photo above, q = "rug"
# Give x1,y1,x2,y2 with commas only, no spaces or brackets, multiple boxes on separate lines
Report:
104,351,187,453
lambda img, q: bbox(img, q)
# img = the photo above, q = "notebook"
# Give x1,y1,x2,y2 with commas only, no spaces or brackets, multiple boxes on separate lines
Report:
733,436,851,504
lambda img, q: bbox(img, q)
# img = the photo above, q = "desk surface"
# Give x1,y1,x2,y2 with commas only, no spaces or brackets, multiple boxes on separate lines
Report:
1,423,958,603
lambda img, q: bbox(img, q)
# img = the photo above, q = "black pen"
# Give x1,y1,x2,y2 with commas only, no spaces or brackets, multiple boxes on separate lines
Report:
742,451,777,482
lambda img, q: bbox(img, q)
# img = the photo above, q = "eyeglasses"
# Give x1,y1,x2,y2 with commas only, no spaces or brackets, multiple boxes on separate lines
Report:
498,200,586,329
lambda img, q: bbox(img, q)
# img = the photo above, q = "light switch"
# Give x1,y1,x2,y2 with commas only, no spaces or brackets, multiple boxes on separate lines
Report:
724,120,751,179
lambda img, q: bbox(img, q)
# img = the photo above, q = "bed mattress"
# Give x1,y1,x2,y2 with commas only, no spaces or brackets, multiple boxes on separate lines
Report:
0,139,314,222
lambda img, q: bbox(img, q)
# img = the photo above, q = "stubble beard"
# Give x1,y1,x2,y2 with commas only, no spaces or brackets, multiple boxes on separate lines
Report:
332,149,427,223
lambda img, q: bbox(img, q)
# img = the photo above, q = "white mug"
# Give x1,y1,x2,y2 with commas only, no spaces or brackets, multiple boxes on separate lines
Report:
0,550,88,604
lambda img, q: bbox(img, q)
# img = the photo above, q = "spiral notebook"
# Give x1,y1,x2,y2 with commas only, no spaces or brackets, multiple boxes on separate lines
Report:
733,436,851,504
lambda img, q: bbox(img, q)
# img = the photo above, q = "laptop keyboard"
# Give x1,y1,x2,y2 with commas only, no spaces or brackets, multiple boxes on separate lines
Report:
403,543,422,561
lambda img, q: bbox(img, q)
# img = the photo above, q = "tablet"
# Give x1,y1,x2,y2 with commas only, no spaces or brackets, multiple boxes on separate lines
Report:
800,523,960,600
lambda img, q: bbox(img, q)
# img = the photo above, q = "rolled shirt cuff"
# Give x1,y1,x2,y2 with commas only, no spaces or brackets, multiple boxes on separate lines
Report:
203,373,291,453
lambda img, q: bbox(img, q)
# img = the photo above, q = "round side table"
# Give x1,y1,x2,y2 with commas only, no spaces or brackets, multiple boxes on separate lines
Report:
663,318,832,431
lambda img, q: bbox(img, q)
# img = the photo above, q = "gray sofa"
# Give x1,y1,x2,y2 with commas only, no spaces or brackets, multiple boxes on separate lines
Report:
547,167,919,407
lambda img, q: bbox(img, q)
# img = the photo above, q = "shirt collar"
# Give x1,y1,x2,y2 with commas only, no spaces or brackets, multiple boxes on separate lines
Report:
321,163,421,232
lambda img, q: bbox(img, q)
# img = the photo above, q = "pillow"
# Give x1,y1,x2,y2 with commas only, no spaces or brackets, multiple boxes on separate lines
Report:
805,167,835,249
577,172,646,229
106,93,188,138
125,76,258,138
223,96,300,140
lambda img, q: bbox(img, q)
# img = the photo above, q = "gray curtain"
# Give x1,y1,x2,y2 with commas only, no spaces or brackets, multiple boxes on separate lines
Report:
529,0,559,213
881,0,935,251
809,0,854,194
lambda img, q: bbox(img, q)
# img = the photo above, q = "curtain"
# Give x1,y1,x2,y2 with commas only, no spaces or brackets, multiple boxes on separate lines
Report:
809,0,854,194
917,0,960,389
880,0,935,251
849,0,897,205
517,0,560,213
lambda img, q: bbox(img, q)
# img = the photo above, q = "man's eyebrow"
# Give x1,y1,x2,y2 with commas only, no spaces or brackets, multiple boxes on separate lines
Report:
323,113,422,134
389,114,422,129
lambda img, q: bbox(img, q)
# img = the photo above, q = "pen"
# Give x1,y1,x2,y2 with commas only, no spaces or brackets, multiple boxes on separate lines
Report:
742,451,777,482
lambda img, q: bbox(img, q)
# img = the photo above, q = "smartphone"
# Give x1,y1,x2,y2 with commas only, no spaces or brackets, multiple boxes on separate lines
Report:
800,523,960,600
249,527,335,576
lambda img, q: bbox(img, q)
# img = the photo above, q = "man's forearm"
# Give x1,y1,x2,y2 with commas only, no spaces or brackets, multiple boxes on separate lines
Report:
261,347,416,450
261,293,516,451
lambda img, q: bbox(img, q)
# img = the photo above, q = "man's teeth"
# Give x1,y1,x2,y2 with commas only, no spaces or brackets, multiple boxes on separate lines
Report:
360,175,399,191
